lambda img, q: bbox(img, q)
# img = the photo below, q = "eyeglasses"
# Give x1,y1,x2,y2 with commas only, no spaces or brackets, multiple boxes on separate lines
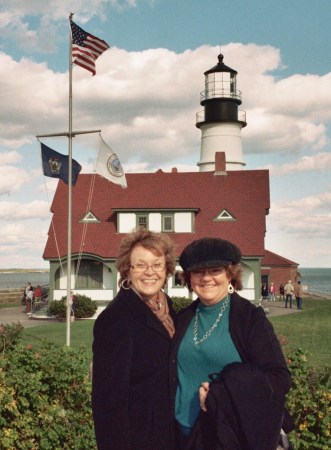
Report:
130,262,166,273
191,267,225,277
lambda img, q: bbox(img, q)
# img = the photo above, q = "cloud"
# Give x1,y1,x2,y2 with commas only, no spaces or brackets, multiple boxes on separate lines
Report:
268,189,331,239
0,165,30,195
265,151,331,175
0,42,330,165
0,151,22,165
0,200,50,220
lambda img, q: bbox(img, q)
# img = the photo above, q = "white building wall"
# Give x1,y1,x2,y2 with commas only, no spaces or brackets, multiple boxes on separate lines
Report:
240,264,255,301
174,212,192,232
149,213,161,231
118,213,136,233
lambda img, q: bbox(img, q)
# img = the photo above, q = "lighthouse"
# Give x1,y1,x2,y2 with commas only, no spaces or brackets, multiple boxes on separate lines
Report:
196,53,247,171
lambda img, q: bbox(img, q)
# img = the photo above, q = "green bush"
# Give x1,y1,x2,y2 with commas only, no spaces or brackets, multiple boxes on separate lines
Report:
48,294,97,319
171,296,192,312
0,322,24,353
0,329,96,449
285,348,331,449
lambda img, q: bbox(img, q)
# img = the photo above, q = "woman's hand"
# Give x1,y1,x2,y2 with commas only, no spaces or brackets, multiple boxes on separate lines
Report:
199,381,210,412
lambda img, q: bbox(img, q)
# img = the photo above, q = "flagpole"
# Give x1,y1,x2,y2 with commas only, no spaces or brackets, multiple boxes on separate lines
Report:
66,12,74,347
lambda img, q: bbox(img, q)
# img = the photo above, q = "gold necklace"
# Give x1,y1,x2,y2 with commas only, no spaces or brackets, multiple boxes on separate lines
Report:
193,295,230,345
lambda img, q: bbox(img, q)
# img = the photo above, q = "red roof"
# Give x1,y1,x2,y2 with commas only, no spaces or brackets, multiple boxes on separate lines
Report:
261,249,298,267
43,169,270,260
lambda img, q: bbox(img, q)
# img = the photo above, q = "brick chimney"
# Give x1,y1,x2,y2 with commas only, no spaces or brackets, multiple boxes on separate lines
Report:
214,152,227,176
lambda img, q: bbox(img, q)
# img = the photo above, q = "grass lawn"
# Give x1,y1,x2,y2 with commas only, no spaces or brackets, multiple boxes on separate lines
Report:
269,297,331,370
21,297,331,371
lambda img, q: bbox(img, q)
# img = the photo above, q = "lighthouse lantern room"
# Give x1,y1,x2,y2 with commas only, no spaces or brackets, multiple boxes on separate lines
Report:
196,53,247,172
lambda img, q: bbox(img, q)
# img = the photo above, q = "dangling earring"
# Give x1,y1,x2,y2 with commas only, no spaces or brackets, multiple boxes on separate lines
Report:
228,282,234,294
121,279,131,290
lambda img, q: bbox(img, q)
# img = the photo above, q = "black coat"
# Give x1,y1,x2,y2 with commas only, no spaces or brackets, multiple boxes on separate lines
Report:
170,292,292,450
92,288,177,450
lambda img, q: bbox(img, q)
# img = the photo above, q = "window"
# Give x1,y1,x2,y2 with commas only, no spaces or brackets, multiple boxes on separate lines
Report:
76,260,103,288
162,214,174,232
137,214,148,229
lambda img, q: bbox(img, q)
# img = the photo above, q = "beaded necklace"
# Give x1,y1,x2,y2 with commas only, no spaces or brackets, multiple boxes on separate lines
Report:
193,295,230,345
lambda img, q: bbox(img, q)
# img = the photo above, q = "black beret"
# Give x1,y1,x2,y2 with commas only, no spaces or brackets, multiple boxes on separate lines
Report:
179,237,241,272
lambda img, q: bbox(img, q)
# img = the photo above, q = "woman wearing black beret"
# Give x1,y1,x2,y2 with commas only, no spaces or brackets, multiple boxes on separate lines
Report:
170,237,292,450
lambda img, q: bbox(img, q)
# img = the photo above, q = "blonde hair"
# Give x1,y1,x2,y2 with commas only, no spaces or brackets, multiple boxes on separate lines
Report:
116,228,177,287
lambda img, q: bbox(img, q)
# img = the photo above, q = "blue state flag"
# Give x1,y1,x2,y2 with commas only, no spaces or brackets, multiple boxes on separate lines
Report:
41,143,82,186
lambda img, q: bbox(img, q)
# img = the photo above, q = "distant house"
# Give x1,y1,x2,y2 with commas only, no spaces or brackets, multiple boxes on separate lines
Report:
261,250,299,295
43,160,270,303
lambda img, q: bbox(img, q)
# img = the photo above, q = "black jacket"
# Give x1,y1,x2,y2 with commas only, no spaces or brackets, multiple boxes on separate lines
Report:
170,293,292,450
92,288,177,450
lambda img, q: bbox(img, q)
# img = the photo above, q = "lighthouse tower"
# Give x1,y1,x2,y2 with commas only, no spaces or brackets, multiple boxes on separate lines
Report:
196,53,247,171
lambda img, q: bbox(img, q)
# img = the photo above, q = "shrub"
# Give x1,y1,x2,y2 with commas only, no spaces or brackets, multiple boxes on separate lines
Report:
0,322,24,353
0,333,96,449
285,347,331,449
48,294,97,319
171,296,192,313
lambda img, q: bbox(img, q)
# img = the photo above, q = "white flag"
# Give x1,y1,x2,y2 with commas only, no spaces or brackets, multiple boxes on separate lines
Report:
95,136,127,188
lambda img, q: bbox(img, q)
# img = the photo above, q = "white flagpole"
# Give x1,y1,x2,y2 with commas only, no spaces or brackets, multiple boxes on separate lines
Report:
66,12,74,346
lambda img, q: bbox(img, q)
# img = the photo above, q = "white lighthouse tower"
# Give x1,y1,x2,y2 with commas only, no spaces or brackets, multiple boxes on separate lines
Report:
196,53,247,171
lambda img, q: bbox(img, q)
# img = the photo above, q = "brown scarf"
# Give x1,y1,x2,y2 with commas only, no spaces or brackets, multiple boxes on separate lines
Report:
144,291,175,338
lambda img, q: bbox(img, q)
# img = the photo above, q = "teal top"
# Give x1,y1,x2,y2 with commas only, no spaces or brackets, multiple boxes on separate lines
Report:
175,296,242,433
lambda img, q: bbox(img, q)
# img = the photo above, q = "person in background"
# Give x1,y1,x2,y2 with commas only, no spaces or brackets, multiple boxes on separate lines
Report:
34,285,43,302
284,280,294,308
269,282,277,301
24,281,32,304
92,229,177,450
261,282,268,300
25,286,34,313
294,280,303,310
171,237,292,450
279,283,285,301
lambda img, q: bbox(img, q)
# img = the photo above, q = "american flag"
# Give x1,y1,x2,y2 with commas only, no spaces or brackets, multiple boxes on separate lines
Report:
70,20,109,75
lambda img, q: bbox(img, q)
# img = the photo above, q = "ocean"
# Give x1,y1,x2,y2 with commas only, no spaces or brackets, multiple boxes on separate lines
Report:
0,268,330,296
0,271,50,290
299,268,331,297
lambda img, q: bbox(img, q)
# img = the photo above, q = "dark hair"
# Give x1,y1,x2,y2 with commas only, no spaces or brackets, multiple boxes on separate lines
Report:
116,228,177,287
182,263,243,292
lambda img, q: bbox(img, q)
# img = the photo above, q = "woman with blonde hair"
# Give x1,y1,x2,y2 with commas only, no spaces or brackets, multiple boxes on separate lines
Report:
92,228,177,450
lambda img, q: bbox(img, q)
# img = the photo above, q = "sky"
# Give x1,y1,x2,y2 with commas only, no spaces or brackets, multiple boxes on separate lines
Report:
0,0,330,269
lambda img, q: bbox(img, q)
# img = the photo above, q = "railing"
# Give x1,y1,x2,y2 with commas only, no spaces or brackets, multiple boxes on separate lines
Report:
196,109,246,124
200,87,242,102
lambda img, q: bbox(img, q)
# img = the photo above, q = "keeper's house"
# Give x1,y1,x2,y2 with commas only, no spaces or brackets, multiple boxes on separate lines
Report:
43,160,270,303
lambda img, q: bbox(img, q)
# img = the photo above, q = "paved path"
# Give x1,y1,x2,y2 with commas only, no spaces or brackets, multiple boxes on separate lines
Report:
1,300,300,328
0,306,58,328
261,300,301,317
